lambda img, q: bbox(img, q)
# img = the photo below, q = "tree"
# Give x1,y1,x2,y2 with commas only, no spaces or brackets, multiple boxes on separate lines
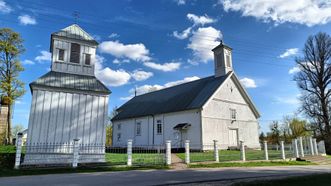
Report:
0,28,25,144
294,32,331,153
289,118,310,138
11,124,24,138
105,107,118,146
259,132,266,144
269,121,281,145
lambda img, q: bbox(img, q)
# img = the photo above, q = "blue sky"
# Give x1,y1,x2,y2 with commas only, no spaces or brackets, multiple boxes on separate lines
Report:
1,0,331,132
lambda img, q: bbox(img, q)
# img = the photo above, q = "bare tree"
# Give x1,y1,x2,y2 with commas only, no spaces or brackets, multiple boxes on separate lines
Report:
294,32,331,153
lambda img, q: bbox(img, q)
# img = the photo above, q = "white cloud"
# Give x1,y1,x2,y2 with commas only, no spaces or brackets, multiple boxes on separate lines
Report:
94,55,131,87
173,27,192,40
187,13,216,26
221,0,331,26
97,68,131,87
18,15,37,25
22,59,35,65
188,26,222,62
99,40,151,62
0,0,12,14
131,70,153,81
113,58,130,64
164,76,200,87
109,33,119,38
288,66,301,74
35,50,51,62
125,76,200,98
279,48,299,58
240,77,257,88
144,61,181,72
175,0,187,5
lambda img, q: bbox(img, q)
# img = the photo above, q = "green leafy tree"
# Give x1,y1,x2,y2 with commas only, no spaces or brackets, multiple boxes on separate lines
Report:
105,107,118,146
289,118,310,138
0,28,26,144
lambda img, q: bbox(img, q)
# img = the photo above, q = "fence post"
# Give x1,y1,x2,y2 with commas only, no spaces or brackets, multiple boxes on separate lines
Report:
127,139,133,166
240,141,246,162
185,140,190,164
264,141,269,161
299,137,304,157
14,133,23,169
309,136,315,155
280,141,285,160
72,139,80,168
213,140,219,162
294,139,299,158
166,140,171,165
313,138,318,155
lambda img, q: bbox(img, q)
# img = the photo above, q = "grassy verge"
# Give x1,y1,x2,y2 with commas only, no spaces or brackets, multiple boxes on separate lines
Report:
189,161,315,168
177,150,290,163
0,165,168,177
234,173,331,186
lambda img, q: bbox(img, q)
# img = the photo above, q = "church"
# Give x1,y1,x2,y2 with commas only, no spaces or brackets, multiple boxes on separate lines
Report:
24,24,111,164
112,41,260,149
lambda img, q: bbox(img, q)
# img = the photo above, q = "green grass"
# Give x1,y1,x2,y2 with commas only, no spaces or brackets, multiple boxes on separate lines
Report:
234,173,331,186
177,150,291,163
105,153,165,165
189,161,315,168
0,145,16,153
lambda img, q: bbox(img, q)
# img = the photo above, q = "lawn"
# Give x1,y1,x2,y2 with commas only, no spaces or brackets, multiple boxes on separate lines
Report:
176,150,291,163
234,173,331,186
189,161,315,168
105,153,165,165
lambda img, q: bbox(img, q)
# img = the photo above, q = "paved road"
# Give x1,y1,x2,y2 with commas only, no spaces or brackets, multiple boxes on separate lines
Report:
1,165,331,186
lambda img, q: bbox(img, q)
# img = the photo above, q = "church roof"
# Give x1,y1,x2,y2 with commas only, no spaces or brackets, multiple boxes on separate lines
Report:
51,24,98,45
112,73,230,121
30,71,110,94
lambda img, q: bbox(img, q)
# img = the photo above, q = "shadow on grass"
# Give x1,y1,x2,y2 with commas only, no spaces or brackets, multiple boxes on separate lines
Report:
0,165,168,177
189,161,315,168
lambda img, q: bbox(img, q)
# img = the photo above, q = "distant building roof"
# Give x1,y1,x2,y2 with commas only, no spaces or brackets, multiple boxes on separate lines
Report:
30,71,110,94
112,73,230,121
51,24,98,45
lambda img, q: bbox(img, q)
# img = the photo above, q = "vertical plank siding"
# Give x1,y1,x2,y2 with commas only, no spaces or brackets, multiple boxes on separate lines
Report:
52,38,95,76
27,90,108,146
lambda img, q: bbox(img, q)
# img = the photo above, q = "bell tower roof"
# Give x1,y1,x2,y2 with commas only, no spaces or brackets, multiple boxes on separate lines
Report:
51,24,98,45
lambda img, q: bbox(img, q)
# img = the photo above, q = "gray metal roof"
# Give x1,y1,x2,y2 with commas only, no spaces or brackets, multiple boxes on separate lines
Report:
30,71,111,94
112,74,230,121
51,24,98,45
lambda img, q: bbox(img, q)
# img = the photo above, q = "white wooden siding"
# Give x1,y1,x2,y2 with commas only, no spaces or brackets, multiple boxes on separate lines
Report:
201,76,260,149
26,89,108,145
51,38,95,76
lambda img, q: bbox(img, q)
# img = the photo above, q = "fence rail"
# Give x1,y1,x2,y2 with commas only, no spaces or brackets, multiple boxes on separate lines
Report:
14,136,327,169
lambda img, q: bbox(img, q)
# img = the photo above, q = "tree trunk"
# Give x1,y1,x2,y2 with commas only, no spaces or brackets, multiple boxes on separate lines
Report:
6,104,11,144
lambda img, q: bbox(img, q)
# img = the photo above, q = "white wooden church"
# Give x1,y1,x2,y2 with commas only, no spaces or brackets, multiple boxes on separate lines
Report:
24,24,111,164
112,41,260,149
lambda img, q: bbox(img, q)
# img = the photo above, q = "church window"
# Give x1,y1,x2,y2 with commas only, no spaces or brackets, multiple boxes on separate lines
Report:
230,109,236,120
226,54,231,67
70,43,80,63
58,49,64,61
84,53,91,65
117,123,121,130
136,122,141,136
117,133,121,142
156,120,162,135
